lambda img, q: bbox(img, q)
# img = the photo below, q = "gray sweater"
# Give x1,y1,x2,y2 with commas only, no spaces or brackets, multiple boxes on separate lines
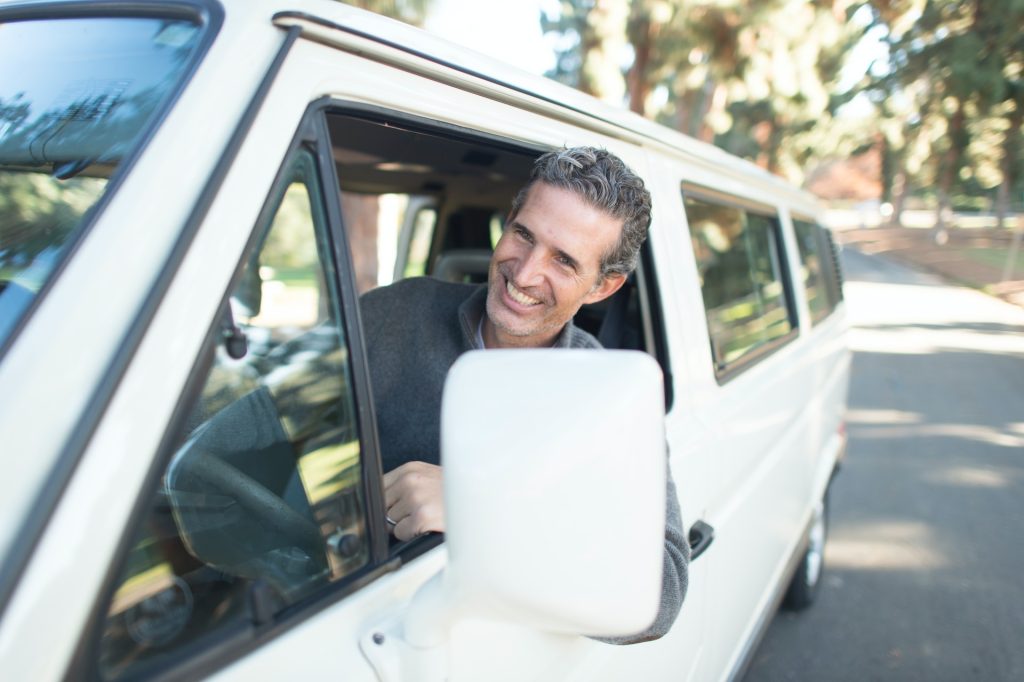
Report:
360,277,688,643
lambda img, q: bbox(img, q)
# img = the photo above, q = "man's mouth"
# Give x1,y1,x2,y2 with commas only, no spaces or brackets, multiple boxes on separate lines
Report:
506,279,541,306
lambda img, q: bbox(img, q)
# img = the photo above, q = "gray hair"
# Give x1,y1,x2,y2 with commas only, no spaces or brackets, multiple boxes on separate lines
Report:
509,147,652,278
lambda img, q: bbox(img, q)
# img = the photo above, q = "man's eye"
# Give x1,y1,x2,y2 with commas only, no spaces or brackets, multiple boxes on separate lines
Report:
515,227,532,242
556,255,575,270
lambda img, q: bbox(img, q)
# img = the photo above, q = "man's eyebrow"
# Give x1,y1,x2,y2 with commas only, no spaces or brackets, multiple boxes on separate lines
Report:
509,220,531,236
555,248,579,270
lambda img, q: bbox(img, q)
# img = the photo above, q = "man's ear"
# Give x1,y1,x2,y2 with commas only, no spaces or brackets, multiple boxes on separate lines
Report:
583,272,627,305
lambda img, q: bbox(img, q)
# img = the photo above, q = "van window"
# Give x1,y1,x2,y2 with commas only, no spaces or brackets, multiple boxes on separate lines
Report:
325,111,664,358
96,149,369,680
821,226,845,305
684,191,796,378
792,218,838,324
0,15,205,350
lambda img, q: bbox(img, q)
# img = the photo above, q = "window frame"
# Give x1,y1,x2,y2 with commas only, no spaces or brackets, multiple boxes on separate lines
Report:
319,101,675,412
71,106,397,682
682,184,799,384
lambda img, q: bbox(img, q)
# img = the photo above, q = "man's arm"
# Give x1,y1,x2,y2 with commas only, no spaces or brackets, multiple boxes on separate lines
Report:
596,463,690,644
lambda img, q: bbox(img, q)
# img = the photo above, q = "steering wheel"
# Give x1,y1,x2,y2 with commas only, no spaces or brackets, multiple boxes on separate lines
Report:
170,446,325,563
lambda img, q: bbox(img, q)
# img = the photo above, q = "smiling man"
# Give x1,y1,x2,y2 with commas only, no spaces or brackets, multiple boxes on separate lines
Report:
359,147,688,643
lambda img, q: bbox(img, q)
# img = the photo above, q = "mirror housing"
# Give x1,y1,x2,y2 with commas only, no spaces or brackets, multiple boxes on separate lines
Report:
432,349,666,639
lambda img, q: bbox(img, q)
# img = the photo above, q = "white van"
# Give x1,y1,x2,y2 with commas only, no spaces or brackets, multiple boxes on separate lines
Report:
0,1,850,680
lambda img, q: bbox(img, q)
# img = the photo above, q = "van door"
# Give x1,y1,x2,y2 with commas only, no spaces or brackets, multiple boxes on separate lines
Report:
677,184,815,675
62,34,707,682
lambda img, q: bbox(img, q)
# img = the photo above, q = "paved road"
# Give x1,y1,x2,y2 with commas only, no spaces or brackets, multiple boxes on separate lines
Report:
744,249,1024,681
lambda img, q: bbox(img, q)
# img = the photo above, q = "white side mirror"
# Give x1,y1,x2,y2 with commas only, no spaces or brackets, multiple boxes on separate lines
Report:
437,349,666,638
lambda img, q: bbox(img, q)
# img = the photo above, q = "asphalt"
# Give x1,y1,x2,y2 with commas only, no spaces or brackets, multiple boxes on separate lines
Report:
743,248,1024,681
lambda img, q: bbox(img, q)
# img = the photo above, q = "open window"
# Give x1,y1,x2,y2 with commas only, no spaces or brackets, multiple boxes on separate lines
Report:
323,108,669,368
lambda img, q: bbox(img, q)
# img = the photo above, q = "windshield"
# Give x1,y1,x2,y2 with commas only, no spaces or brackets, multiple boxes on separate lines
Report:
0,15,203,347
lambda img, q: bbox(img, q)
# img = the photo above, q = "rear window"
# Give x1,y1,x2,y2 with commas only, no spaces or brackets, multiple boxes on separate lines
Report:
684,190,797,380
792,218,840,324
0,14,205,349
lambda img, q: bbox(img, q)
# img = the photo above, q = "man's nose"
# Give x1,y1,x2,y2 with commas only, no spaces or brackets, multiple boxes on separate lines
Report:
512,246,546,287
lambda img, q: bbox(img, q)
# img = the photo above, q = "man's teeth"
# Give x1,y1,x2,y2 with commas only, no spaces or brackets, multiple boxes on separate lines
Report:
507,280,540,306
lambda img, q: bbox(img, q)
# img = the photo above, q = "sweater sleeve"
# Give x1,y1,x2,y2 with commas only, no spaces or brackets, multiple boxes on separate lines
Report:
594,460,690,645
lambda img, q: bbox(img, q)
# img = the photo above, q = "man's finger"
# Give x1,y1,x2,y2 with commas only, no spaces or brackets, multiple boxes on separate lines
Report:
392,515,417,542
383,462,414,508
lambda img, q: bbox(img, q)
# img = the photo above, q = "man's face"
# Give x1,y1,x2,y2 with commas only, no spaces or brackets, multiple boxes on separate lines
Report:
484,182,626,348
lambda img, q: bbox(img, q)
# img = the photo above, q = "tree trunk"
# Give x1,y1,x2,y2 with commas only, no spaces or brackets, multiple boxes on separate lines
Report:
627,18,653,115
696,80,725,143
891,171,908,227
995,101,1022,229
935,101,966,232
675,85,707,138
340,193,380,294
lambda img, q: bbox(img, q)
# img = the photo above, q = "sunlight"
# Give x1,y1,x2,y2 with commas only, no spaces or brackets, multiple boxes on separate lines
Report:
827,520,948,571
846,408,923,425
850,422,1024,448
925,466,1011,489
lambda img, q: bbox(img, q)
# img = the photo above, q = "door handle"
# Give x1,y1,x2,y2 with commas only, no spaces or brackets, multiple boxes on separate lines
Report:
688,520,714,561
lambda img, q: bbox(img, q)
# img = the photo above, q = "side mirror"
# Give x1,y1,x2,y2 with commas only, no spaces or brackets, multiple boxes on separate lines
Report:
411,350,666,644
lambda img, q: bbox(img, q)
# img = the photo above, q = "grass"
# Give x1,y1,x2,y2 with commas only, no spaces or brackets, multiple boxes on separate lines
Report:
960,247,1024,274
270,267,317,288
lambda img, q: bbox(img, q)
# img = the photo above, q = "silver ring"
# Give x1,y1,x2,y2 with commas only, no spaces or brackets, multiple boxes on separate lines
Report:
385,514,398,527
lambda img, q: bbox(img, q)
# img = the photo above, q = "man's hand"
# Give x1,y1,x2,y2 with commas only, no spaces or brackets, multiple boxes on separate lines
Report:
383,461,445,541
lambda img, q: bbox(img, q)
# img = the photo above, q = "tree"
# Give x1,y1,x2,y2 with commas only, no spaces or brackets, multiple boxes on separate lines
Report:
863,0,1024,226
336,0,432,26
544,1,869,185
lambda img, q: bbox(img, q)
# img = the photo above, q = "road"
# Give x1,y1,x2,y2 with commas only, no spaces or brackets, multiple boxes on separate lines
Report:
743,249,1024,681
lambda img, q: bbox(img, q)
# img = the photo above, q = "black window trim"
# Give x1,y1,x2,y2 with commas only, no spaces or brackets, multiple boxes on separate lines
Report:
0,0,226,625
821,226,845,305
637,242,675,411
681,185,800,385
308,106,391,565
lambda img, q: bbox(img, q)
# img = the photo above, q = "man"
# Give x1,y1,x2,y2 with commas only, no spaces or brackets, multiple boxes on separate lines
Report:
360,147,688,643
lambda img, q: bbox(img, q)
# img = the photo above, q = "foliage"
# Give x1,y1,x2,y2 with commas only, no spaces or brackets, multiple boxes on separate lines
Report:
335,0,433,26
540,0,1024,219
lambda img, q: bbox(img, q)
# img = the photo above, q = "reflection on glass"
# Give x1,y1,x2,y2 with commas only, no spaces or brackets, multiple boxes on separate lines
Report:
0,16,202,348
686,196,793,369
98,152,368,680
793,219,834,324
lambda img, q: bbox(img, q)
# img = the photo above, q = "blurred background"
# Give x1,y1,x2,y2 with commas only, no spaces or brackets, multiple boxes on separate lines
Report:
338,3,1024,680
